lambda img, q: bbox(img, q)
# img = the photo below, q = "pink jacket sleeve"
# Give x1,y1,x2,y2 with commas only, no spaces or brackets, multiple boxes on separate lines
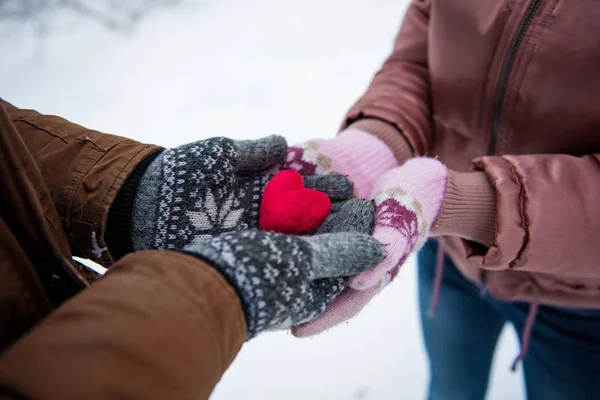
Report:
470,154,600,278
342,1,432,156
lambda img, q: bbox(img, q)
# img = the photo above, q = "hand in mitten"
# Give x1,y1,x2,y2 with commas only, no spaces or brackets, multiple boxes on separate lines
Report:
183,229,385,339
293,158,448,337
121,136,352,252
281,127,399,198
315,199,376,236
351,158,448,289
283,199,377,332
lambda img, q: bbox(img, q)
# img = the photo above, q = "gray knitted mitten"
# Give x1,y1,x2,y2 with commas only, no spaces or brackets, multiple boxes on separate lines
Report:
278,198,377,328
316,199,376,235
131,136,353,251
184,229,384,339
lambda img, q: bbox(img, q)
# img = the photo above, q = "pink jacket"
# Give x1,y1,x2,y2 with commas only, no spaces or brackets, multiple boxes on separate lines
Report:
343,0,600,310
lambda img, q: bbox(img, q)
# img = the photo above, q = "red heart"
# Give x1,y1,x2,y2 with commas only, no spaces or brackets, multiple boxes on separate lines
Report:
260,170,332,235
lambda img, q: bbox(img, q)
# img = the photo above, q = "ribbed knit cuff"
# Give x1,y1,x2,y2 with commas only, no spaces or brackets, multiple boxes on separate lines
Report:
431,170,496,247
105,150,162,260
348,118,414,164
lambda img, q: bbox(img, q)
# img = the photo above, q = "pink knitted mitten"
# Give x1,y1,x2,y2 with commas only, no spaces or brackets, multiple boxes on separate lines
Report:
281,128,398,198
293,158,448,337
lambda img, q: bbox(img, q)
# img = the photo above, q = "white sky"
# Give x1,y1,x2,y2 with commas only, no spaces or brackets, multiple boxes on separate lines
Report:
0,1,523,398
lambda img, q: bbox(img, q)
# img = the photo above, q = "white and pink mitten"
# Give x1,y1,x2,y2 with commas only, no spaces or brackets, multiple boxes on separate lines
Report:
281,128,398,198
293,158,448,337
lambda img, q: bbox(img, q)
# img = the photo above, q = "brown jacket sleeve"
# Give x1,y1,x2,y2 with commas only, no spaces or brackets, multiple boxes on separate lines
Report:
342,1,432,160
0,250,246,400
0,100,162,266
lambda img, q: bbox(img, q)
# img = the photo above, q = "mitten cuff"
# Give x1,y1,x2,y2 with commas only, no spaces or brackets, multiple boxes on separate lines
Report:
347,118,414,164
431,170,496,247
105,151,161,260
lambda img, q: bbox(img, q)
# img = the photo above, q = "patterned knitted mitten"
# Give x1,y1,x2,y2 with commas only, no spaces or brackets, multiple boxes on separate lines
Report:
293,158,447,337
131,136,353,251
283,198,376,331
350,158,447,289
281,128,398,198
184,229,385,339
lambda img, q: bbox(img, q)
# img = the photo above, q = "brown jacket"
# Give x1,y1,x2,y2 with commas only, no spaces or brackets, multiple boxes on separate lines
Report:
0,100,245,399
345,0,600,308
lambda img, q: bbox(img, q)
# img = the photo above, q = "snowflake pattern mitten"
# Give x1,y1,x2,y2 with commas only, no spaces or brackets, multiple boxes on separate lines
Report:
184,229,385,339
130,136,354,251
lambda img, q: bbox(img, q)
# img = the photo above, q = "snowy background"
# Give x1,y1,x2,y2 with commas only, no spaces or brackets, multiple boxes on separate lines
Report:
0,1,524,398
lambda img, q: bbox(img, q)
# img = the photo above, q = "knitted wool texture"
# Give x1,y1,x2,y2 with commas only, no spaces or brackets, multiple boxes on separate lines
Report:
130,136,353,251
260,170,332,235
184,229,384,339
293,158,447,337
281,129,399,198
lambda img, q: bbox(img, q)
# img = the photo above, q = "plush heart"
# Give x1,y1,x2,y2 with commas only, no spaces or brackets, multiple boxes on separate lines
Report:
260,170,332,235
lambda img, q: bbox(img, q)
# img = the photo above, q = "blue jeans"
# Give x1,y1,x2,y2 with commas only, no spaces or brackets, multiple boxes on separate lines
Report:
418,240,600,400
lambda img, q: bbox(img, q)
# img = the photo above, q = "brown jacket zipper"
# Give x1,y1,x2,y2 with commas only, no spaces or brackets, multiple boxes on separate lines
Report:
488,0,543,155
